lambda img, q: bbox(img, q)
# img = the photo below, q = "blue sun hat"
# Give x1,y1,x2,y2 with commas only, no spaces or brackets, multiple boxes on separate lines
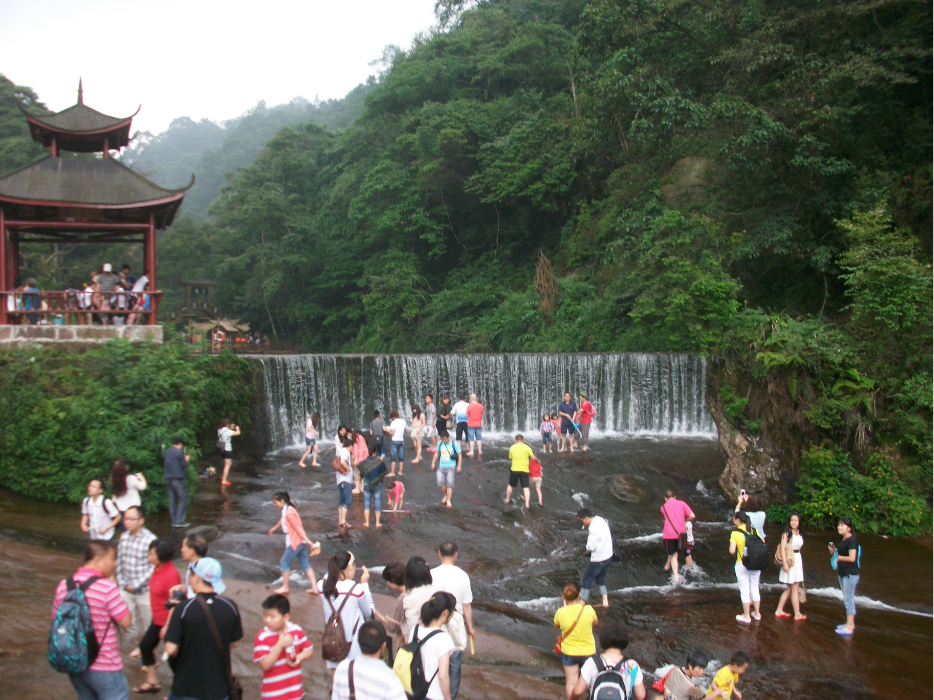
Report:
191,557,226,594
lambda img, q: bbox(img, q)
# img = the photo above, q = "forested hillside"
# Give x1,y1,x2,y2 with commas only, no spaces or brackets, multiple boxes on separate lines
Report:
122,83,374,216
0,0,930,530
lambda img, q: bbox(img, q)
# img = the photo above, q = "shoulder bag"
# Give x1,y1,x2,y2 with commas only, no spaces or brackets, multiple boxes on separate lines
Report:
194,596,243,700
662,504,687,552
554,603,586,655
348,660,356,700
774,533,796,567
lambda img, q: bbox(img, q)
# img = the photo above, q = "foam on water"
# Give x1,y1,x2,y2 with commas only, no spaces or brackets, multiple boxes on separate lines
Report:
571,492,589,506
806,587,934,618
696,479,708,495
624,533,664,544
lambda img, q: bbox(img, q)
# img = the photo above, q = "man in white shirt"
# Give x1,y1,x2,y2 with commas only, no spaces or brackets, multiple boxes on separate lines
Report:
331,620,406,700
431,542,475,699
451,396,470,452
577,508,613,608
80,479,121,541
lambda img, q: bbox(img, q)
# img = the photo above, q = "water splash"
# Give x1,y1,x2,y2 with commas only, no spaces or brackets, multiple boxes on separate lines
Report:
257,353,716,451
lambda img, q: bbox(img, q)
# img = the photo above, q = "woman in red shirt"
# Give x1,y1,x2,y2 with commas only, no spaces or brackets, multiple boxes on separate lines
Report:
134,538,181,694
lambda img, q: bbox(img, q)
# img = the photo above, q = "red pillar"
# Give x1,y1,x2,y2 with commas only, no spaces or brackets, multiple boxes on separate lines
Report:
0,207,6,324
147,213,157,325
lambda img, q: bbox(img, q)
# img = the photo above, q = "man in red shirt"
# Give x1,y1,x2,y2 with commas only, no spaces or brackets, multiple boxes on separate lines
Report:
577,392,596,452
52,541,133,700
466,393,485,457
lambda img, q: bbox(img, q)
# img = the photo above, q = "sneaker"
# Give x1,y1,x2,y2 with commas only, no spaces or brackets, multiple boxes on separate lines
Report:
173,522,191,528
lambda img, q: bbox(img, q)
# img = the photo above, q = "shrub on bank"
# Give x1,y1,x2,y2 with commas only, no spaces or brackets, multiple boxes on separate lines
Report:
0,340,254,512
767,446,931,537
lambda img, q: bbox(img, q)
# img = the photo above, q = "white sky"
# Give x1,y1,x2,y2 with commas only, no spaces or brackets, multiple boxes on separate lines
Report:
0,0,438,135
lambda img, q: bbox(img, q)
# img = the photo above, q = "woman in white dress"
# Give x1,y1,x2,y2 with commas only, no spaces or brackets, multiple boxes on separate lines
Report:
318,551,375,670
775,511,806,621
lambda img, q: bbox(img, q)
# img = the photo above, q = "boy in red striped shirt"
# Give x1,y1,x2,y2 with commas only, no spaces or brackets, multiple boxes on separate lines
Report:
253,594,313,700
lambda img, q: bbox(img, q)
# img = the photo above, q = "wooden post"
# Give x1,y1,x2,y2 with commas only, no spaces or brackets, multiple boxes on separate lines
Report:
0,207,6,324
50,136,58,158
147,213,156,325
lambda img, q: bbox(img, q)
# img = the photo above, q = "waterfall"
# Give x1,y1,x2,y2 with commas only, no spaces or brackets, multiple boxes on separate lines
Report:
256,354,716,452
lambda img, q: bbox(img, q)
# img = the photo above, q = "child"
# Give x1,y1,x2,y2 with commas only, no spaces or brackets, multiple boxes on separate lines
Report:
529,455,544,507
134,538,181,694
654,650,725,700
539,413,555,453
298,412,320,468
386,478,405,512
684,521,695,571
254,594,314,700
708,651,749,699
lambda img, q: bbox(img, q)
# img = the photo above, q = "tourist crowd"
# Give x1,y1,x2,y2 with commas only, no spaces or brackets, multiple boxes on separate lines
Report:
54,389,863,700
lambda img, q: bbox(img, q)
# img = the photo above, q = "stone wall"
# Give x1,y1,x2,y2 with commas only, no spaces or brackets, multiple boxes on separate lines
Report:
0,324,163,347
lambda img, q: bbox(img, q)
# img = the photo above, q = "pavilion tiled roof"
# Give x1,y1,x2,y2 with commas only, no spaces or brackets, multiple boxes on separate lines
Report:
0,157,194,227
21,101,138,134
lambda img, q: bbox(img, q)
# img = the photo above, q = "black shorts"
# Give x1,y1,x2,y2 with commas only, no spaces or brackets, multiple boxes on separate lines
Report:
220,450,234,459
664,538,680,556
508,471,530,489
456,423,468,441
684,546,694,557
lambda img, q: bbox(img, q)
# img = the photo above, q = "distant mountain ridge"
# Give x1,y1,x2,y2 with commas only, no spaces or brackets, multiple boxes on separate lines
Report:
121,80,374,217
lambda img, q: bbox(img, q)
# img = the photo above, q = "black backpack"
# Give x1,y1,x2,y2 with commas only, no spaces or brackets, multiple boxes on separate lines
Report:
735,528,769,571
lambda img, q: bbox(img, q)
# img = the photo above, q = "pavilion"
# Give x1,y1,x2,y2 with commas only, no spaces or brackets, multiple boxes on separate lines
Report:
0,80,192,340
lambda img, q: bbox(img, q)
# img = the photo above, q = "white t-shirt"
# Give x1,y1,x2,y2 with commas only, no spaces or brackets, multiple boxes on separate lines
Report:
408,625,455,700
336,447,354,485
586,516,614,562
330,654,407,700
580,656,643,697
218,427,235,452
452,401,469,423
82,495,120,540
429,564,472,616
131,275,149,293
112,474,146,511
389,418,407,442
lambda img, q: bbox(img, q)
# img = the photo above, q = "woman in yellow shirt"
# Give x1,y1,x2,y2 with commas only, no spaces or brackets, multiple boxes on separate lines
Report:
729,511,763,623
553,583,597,700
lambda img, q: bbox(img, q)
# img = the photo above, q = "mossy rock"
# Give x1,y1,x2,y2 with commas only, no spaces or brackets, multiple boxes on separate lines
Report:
607,474,653,503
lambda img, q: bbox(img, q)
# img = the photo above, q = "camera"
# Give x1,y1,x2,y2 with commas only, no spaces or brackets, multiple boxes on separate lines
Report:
164,589,187,609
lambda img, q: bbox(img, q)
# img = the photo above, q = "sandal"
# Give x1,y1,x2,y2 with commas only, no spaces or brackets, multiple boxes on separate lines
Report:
775,611,792,618
794,614,807,621
750,612,762,621
735,615,751,624
835,625,853,636
132,683,161,694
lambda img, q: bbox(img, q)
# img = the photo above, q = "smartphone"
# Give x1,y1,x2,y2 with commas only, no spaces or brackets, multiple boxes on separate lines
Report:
828,541,836,547
740,489,746,497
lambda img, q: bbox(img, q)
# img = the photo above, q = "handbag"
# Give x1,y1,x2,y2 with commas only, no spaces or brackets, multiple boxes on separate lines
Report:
194,596,243,700
662,504,687,552
554,603,586,655
331,456,350,475
774,535,796,567
798,584,807,604
444,610,467,650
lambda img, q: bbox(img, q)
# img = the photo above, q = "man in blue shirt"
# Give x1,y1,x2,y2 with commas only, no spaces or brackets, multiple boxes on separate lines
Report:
163,437,191,528
557,392,578,453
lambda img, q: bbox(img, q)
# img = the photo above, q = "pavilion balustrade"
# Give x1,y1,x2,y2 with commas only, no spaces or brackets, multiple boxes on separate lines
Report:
1,290,162,325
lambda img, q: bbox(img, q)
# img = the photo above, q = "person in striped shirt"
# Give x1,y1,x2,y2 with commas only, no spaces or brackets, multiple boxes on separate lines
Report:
51,541,133,700
331,620,406,700
253,595,314,700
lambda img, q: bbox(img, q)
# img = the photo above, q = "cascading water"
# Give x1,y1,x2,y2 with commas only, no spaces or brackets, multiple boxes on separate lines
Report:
256,353,716,451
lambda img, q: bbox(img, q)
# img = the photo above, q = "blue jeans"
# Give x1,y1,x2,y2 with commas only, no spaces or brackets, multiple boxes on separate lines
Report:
561,653,590,667
581,558,612,600
390,440,404,462
280,542,312,572
839,574,860,616
68,670,130,700
449,650,463,699
363,483,382,512
166,478,188,526
337,481,353,508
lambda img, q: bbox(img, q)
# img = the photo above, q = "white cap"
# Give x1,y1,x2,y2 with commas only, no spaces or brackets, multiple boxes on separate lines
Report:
102,263,112,272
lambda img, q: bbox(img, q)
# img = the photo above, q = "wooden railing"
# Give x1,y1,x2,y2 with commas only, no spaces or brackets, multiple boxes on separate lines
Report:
0,290,162,325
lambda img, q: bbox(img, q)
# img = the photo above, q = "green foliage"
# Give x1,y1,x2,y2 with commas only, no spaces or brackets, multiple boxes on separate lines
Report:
0,341,254,511
0,74,49,174
719,384,760,433
787,446,931,537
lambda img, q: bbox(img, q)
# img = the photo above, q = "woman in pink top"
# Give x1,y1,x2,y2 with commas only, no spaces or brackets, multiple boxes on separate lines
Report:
660,490,695,585
268,491,321,595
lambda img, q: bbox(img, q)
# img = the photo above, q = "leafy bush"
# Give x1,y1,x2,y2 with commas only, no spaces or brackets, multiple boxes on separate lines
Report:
786,446,930,537
0,341,254,512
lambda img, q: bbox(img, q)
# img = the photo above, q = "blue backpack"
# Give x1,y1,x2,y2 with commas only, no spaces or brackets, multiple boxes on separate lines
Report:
48,576,109,673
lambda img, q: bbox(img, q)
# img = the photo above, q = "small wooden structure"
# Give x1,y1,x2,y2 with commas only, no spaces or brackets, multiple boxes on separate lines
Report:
0,80,192,325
